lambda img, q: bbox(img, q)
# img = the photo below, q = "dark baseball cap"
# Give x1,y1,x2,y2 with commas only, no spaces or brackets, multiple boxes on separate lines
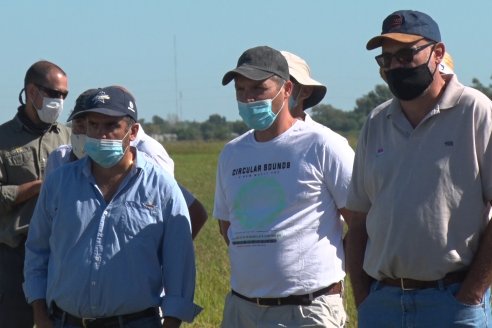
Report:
81,86,138,121
366,10,441,50
67,88,98,121
222,46,290,85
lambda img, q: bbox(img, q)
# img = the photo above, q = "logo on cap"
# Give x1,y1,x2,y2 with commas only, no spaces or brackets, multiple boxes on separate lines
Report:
92,91,110,104
389,14,403,28
128,101,135,112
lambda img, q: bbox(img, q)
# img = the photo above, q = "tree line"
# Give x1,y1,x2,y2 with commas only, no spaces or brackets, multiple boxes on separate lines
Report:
139,77,492,141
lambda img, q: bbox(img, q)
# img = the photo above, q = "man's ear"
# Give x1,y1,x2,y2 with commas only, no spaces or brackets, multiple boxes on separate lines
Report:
25,83,38,103
129,122,139,142
433,42,445,65
284,80,293,98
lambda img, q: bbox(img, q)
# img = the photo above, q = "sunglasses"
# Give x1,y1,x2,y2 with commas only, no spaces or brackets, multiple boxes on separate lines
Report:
375,42,436,69
35,84,69,100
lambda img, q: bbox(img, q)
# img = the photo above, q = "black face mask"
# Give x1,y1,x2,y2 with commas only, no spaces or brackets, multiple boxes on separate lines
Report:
385,52,436,101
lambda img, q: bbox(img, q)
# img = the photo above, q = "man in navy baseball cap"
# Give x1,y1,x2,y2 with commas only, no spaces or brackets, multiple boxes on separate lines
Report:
346,9,492,327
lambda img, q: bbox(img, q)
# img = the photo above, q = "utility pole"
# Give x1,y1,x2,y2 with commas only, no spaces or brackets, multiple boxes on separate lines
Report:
173,35,182,121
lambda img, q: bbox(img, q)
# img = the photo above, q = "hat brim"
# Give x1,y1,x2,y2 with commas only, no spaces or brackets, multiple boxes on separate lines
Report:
289,71,327,110
83,107,135,119
366,33,424,50
67,110,86,122
303,85,327,110
222,66,275,85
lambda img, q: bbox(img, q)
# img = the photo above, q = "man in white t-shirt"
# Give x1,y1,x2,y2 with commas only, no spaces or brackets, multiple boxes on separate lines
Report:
214,45,354,327
281,51,327,125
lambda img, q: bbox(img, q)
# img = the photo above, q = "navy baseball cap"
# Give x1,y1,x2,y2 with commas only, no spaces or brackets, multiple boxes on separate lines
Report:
222,46,290,85
67,88,98,121
81,86,138,121
366,10,441,50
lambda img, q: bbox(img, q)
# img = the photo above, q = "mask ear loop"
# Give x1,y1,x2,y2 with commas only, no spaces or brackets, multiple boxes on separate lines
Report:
18,88,25,105
427,44,439,76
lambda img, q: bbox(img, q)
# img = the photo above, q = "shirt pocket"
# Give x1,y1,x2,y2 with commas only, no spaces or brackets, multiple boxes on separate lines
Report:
116,201,161,238
4,148,37,181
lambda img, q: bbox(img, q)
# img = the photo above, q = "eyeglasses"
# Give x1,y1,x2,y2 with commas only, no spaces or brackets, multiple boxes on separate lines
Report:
375,42,436,69
35,84,69,99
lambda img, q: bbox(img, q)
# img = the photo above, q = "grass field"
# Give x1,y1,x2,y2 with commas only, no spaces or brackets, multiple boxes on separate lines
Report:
166,140,357,328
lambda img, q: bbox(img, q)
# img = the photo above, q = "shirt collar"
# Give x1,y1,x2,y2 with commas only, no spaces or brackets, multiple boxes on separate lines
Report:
15,105,60,135
386,74,465,119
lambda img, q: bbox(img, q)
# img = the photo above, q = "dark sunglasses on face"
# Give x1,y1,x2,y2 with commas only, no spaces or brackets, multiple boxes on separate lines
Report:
35,83,69,99
375,42,436,69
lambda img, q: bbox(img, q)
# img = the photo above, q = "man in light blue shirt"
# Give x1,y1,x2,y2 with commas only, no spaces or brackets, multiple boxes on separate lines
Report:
24,86,200,328
46,87,208,240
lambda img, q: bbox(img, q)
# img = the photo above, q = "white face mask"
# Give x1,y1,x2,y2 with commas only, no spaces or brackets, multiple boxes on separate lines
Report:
33,96,64,124
71,134,86,159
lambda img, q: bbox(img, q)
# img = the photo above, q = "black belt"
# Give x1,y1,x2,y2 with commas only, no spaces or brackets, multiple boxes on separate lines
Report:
231,281,343,306
52,303,159,327
380,271,467,290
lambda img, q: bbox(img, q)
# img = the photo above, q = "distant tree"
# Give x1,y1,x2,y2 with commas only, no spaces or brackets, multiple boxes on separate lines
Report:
175,122,202,140
201,114,231,140
353,84,392,117
310,104,359,133
152,115,166,125
231,120,249,135
471,76,492,100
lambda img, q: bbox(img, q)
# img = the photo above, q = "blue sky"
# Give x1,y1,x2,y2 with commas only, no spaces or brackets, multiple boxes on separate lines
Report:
0,1,490,124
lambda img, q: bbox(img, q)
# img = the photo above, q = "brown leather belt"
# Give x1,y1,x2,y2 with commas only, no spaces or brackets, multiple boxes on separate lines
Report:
52,303,159,327
231,281,343,306
380,271,467,290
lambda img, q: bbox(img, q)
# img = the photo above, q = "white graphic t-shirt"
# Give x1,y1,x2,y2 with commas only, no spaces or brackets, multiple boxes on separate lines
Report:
214,120,354,297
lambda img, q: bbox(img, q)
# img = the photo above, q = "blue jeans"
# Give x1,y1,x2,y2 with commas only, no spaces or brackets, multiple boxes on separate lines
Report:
53,314,161,328
358,281,491,327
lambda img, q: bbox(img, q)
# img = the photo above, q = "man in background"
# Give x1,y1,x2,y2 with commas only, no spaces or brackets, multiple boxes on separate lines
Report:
0,60,70,327
281,51,327,123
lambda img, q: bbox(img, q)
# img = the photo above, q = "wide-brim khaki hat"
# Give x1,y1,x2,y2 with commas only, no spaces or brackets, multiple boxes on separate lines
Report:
281,51,327,110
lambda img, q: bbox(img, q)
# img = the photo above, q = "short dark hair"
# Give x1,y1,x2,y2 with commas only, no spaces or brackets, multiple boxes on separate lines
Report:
270,75,286,89
123,116,136,130
24,60,66,87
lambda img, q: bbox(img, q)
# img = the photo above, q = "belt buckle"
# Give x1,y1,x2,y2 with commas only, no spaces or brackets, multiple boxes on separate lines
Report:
82,317,96,327
255,298,269,307
400,278,415,291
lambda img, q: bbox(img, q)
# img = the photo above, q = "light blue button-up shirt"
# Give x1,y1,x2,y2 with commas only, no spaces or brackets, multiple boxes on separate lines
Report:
24,149,201,322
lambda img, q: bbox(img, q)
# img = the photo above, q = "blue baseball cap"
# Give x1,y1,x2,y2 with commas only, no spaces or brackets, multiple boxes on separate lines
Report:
81,86,138,121
366,10,441,50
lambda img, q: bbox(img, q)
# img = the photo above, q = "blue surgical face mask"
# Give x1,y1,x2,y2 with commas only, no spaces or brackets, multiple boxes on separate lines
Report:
288,85,303,111
84,130,131,168
71,133,86,159
237,83,285,131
